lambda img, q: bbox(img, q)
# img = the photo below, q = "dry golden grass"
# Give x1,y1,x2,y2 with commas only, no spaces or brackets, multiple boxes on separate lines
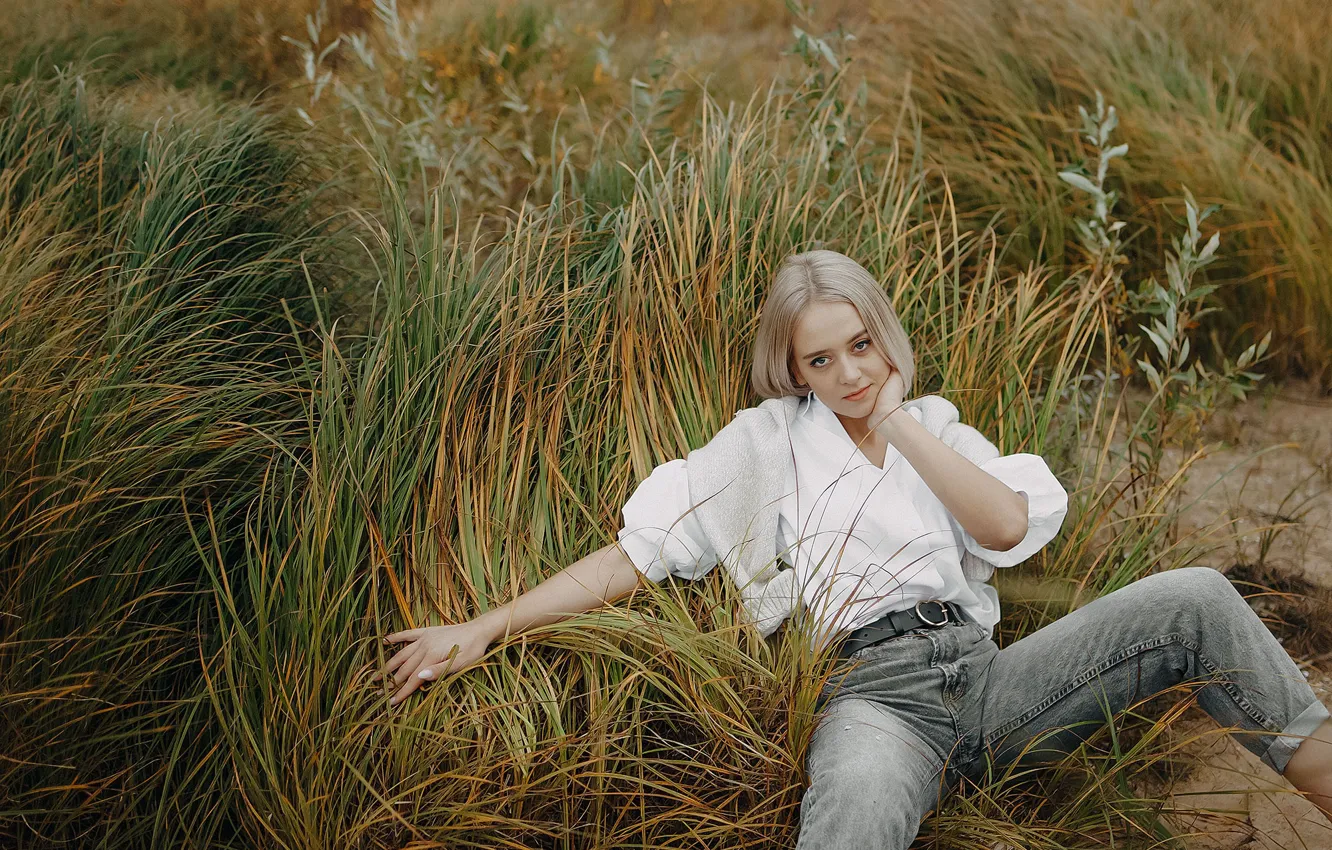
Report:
4,3,1330,847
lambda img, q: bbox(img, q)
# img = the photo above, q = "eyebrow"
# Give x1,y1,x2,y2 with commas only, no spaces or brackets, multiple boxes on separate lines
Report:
800,328,869,361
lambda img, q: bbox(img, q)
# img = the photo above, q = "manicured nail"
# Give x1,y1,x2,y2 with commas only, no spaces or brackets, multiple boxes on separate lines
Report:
418,670,432,680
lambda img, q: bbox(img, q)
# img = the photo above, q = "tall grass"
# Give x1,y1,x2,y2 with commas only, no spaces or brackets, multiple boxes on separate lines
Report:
2,31,1315,850
7,0,1330,378
0,0,386,93
189,69,1273,848
0,68,345,846
854,0,1332,380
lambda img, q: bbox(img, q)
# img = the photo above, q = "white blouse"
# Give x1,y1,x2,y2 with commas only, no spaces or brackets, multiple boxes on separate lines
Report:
616,392,1068,644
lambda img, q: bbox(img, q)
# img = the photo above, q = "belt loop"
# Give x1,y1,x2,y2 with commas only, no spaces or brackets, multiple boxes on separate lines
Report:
949,600,968,625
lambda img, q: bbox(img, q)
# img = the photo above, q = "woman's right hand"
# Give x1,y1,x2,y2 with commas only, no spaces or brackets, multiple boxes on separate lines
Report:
373,620,495,707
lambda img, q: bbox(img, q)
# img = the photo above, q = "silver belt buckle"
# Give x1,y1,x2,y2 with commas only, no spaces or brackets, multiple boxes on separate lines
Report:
914,599,949,626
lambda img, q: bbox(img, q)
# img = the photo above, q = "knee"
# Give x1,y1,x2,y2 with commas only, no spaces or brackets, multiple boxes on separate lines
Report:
1171,566,1241,602
1157,567,1246,621
801,705,944,848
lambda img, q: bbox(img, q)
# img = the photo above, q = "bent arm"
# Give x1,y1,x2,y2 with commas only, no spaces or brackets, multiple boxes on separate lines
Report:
877,408,1029,550
473,541,646,645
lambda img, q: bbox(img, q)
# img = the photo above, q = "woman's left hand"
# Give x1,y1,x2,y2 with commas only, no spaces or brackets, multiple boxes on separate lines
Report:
866,366,907,434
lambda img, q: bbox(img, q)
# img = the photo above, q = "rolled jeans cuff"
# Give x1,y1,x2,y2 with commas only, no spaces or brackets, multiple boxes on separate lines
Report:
1269,697,1332,775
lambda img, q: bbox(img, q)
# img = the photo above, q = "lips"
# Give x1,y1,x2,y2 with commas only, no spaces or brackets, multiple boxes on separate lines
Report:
844,385,869,400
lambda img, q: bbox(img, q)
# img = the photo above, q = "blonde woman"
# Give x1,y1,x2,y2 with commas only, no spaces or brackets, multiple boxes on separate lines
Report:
376,250,1332,848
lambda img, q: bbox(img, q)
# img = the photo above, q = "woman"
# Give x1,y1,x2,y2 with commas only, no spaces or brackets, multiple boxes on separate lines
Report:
374,250,1332,848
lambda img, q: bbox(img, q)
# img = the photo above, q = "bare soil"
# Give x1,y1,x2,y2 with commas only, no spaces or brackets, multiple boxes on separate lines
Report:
1140,381,1332,848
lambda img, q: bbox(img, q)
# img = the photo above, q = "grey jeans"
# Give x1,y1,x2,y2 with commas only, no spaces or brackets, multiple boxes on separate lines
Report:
795,567,1332,849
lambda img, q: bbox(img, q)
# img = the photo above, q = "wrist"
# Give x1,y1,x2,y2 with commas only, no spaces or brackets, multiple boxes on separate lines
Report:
873,405,914,441
473,606,511,645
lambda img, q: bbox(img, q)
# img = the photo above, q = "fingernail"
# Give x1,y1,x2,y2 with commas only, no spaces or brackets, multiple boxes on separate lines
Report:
418,670,432,679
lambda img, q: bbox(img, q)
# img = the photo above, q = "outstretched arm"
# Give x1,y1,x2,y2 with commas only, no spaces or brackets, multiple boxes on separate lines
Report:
474,541,645,642
377,542,644,706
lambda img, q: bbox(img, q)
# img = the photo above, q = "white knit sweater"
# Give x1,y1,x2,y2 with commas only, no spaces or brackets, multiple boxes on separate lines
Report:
684,394,1002,638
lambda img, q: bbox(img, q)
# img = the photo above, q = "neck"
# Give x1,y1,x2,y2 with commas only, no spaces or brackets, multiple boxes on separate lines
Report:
836,412,877,447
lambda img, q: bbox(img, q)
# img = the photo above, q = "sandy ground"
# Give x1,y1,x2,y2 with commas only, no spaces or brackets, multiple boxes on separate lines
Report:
1134,381,1332,848
1178,380,1332,589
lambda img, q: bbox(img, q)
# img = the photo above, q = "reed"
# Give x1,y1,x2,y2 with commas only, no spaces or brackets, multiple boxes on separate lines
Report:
0,69,345,846
10,0,1328,381
853,0,1332,380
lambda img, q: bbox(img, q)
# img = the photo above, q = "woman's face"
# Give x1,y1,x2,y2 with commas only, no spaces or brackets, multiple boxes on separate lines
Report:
789,300,895,419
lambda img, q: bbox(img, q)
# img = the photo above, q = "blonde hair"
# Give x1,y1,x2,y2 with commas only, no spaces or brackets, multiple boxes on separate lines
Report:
749,250,916,400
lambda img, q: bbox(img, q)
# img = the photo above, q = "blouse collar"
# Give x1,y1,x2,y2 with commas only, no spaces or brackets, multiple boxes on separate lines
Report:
800,390,920,470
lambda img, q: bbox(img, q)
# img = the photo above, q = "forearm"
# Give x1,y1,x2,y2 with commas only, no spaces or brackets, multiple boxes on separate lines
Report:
876,409,1028,549
473,542,645,645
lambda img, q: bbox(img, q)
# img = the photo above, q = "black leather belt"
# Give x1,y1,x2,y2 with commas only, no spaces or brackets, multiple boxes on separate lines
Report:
833,600,969,660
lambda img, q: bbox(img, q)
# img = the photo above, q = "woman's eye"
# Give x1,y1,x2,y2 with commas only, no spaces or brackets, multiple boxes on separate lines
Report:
811,340,870,368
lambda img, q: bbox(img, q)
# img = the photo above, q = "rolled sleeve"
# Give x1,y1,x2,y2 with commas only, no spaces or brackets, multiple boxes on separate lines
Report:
616,458,719,582
957,453,1068,568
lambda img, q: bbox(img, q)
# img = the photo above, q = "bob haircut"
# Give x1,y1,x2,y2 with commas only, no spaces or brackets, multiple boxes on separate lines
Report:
749,250,916,400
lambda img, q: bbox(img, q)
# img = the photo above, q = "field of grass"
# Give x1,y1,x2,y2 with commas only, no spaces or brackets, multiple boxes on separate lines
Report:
3,1,1330,847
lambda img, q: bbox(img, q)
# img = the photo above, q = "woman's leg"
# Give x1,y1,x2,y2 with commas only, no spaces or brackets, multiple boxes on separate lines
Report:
796,695,951,850
954,567,1331,811
1279,716,1332,821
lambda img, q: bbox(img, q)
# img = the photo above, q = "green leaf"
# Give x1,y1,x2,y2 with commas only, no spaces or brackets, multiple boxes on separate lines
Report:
1058,171,1100,195
815,37,841,70
1137,358,1162,389
1166,255,1184,295
1099,105,1118,145
1198,231,1220,263
1141,325,1170,360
